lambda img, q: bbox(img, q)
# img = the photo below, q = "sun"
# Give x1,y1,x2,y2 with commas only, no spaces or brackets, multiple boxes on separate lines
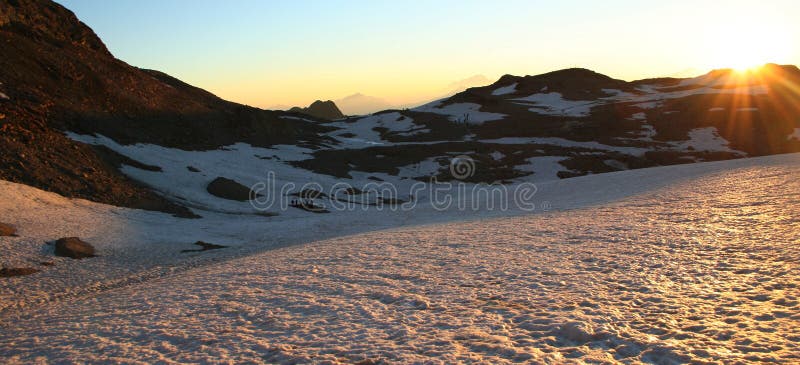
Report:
703,22,792,72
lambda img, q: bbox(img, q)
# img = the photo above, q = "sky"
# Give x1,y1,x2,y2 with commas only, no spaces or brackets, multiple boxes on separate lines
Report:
57,0,799,111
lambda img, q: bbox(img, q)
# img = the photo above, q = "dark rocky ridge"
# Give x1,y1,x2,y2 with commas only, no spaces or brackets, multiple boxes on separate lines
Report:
419,65,800,156
290,100,345,120
297,65,800,182
1,0,799,211
0,0,331,216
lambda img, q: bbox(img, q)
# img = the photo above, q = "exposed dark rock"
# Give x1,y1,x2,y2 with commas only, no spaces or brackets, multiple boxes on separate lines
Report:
54,237,95,259
289,200,330,213
181,241,227,253
254,211,278,217
0,222,17,236
2,0,800,205
0,267,40,277
290,100,345,120
90,145,162,172
0,0,328,215
206,177,260,201
290,188,327,199
186,166,200,172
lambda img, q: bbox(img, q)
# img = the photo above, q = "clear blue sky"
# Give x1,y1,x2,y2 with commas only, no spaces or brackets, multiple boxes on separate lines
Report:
56,0,799,108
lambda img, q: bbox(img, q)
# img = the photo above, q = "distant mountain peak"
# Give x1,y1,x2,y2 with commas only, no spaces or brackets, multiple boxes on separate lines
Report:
335,93,393,116
289,100,344,120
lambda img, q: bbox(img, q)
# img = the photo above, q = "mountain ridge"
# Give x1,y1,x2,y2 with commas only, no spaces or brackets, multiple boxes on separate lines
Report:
289,100,344,120
1,0,799,218
0,0,329,216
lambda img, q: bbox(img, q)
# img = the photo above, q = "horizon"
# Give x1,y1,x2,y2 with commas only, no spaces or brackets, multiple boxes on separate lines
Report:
3,1,800,362
56,0,799,113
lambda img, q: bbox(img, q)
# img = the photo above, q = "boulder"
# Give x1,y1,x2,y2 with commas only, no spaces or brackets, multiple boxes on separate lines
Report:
0,267,39,277
0,222,16,236
54,237,95,259
207,177,260,201
181,241,228,253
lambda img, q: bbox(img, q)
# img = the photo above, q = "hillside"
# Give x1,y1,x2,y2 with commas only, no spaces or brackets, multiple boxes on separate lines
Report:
1,2,799,363
1,0,799,220
0,0,328,216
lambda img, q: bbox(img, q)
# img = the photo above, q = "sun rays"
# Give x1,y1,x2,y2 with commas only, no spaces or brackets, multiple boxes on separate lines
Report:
701,64,800,153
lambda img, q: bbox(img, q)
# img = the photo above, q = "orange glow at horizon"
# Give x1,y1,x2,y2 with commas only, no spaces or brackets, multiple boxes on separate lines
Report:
701,19,793,73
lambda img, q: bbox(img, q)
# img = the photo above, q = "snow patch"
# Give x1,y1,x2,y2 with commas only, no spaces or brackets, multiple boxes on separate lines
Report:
515,156,567,182
633,101,661,109
601,88,634,98
489,151,505,161
604,159,628,170
396,157,443,178
326,112,426,146
491,83,517,96
639,124,657,140
629,112,647,120
512,92,596,117
672,127,744,154
413,102,506,124
280,115,316,122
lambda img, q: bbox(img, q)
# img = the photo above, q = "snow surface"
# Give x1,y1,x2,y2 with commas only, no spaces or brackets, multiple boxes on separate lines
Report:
491,83,517,96
395,157,443,178
511,92,597,117
326,112,426,147
637,124,657,140
600,88,635,98
489,151,505,161
514,156,568,182
280,115,318,123
481,137,649,156
412,101,506,124
629,112,646,120
1,154,799,363
621,84,769,110
671,127,745,154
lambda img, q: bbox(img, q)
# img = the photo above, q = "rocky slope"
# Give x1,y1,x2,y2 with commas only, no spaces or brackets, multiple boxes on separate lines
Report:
1,0,799,218
0,0,328,216
299,65,800,183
